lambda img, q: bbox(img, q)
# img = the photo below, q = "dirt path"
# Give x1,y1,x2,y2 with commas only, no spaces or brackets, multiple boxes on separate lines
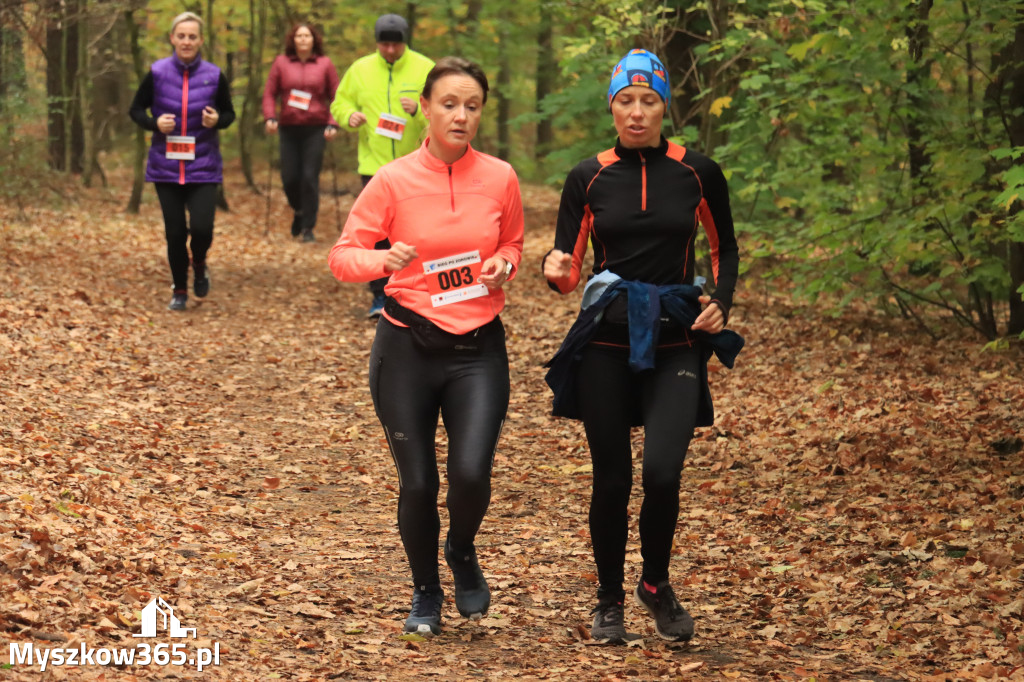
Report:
1,171,1022,681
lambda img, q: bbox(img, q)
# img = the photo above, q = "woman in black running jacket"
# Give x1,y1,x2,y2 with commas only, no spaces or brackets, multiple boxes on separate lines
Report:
543,49,743,645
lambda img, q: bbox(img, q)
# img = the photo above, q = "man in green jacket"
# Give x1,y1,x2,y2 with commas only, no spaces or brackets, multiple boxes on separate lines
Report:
331,14,434,318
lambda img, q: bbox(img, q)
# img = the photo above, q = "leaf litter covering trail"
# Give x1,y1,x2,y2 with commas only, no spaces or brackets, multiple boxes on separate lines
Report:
1,170,1022,681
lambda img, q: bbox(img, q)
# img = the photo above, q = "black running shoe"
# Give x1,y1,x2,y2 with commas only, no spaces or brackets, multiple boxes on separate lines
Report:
291,212,303,237
589,595,627,644
634,580,694,641
444,537,490,619
403,585,444,637
193,267,210,298
168,291,188,311
301,229,315,243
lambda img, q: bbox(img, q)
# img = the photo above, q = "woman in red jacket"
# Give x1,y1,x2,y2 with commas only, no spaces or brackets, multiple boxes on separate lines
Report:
329,56,523,638
262,23,339,242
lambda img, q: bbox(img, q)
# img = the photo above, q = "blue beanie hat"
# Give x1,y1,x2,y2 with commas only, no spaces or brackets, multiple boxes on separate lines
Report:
607,49,670,108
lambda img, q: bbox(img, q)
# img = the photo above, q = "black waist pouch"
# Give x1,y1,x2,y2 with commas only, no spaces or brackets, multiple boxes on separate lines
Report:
383,297,503,352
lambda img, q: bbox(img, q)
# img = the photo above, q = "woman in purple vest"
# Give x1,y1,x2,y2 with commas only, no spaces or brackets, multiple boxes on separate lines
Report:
262,23,340,243
129,12,236,311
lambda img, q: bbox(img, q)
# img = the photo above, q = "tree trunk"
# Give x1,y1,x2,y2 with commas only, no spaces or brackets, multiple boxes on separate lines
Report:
1007,11,1024,335
905,0,934,186
1,4,29,109
494,7,511,161
126,8,146,214
239,0,266,190
534,1,553,162
46,0,84,172
78,0,96,187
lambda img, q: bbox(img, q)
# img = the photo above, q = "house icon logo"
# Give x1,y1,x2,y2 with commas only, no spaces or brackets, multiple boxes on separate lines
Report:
132,597,197,639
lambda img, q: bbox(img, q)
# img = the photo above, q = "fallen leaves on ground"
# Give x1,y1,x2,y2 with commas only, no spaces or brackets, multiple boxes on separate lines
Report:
1,166,1022,681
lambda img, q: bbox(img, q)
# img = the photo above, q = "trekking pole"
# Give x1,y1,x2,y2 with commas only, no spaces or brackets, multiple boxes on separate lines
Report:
263,133,274,237
326,143,343,236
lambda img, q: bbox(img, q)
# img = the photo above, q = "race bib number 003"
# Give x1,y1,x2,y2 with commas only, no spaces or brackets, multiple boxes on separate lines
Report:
165,135,196,160
375,112,406,141
422,251,488,307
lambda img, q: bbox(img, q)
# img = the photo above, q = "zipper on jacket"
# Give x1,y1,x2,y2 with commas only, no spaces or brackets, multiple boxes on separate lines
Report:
639,151,647,211
387,65,396,160
448,165,455,212
179,68,189,185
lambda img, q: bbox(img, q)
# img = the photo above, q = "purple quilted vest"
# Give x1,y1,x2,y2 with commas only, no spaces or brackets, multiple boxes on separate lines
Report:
146,53,224,184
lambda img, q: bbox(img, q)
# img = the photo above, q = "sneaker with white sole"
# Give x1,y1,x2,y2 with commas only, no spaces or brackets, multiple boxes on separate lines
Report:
589,595,627,644
403,585,444,637
634,580,694,641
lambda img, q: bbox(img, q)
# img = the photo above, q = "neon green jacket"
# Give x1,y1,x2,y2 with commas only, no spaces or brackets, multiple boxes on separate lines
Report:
331,49,434,176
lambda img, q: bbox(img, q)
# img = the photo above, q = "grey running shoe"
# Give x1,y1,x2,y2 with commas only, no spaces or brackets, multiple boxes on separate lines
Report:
590,596,627,643
634,580,694,641
168,291,188,311
403,585,444,637
444,537,490,619
193,268,210,298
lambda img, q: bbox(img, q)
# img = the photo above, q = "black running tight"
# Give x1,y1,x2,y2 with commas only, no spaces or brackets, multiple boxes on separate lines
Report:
368,317,509,588
576,342,702,598
154,182,217,291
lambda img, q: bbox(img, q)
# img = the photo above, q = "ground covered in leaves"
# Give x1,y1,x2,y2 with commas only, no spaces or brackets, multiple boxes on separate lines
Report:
1,168,1023,681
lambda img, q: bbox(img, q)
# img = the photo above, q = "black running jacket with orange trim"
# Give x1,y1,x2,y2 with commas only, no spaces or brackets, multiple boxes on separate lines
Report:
547,137,738,322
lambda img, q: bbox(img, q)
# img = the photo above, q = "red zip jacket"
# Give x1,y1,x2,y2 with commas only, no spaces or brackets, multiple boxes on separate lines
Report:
262,54,339,127
329,140,524,334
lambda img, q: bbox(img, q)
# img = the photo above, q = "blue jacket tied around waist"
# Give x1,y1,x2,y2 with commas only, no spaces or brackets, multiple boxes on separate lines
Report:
544,275,745,427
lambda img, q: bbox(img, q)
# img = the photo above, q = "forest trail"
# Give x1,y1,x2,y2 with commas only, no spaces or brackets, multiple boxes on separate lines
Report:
1,168,1022,680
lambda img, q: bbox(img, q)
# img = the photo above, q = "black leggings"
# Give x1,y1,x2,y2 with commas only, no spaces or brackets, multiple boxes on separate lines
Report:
368,317,510,587
154,182,217,291
279,125,326,233
576,341,702,598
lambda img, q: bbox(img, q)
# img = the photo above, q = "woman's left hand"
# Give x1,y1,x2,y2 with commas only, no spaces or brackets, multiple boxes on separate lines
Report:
201,106,219,128
478,257,512,290
324,126,337,140
691,295,724,333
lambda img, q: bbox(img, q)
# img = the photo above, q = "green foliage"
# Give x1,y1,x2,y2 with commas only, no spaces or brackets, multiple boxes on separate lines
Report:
0,87,52,212
706,0,1024,338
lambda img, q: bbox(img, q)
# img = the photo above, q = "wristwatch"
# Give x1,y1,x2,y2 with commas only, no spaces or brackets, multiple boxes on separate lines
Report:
504,261,513,277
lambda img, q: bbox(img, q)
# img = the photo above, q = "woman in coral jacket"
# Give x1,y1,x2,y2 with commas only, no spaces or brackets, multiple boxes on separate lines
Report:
262,22,340,242
328,56,523,639
544,49,743,645
129,11,235,311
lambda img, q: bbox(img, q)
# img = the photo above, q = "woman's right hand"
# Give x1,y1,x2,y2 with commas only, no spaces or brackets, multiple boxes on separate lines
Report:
265,119,278,134
543,249,572,281
156,113,176,134
384,242,418,272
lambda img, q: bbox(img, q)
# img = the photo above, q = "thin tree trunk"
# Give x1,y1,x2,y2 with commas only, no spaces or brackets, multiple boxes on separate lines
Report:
905,0,934,186
239,0,266,190
534,1,554,161
126,7,146,214
496,14,510,162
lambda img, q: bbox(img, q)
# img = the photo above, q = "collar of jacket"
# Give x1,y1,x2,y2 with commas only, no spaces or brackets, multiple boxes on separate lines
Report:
375,50,408,68
415,138,478,172
171,51,204,74
612,136,668,162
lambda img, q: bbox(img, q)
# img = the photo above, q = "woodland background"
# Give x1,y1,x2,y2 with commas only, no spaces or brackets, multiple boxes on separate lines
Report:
0,0,1023,339
1,0,1024,680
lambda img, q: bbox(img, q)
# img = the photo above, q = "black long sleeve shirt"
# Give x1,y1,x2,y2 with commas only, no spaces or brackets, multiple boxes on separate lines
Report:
548,137,739,321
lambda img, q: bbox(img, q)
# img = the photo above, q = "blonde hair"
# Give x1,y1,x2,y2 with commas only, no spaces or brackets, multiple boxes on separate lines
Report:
170,12,203,34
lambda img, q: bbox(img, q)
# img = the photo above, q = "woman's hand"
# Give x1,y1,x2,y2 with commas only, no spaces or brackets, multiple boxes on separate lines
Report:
543,249,572,281
265,119,278,134
156,113,176,134
479,257,512,290
324,125,337,140
691,295,724,334
384,242,418,272
201,106,219,128
349,111,367,128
